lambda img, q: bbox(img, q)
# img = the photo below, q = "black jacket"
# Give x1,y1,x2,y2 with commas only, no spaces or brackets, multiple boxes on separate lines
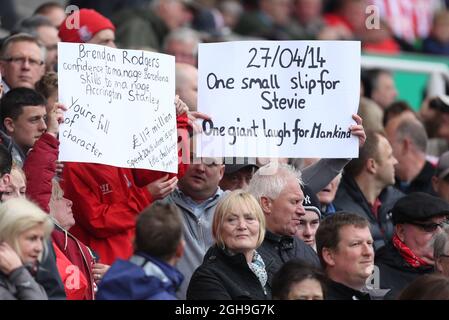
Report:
334,174,404,250
258,231,321,285
375,242,434,299
325,280,371,300
187,245,271,300
394,160,436,195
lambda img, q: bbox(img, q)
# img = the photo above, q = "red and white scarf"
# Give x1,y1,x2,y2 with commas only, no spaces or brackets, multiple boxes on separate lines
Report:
392,234,429,268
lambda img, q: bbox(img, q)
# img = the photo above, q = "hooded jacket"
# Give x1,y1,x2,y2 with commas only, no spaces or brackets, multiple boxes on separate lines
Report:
96,252,183,300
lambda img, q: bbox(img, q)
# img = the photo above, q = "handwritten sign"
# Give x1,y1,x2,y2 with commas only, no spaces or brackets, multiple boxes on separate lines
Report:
58,43,177,173
196,41,360,158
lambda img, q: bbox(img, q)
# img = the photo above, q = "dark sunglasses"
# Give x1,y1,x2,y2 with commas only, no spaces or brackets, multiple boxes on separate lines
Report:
408,220,448,232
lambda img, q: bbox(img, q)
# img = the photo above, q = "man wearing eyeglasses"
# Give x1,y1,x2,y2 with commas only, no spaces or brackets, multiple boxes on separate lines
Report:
0,33,45,92
375,192,449,299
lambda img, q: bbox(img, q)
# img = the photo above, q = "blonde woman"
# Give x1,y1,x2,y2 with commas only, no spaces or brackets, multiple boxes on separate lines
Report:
187,190,270,299
0,198,53,299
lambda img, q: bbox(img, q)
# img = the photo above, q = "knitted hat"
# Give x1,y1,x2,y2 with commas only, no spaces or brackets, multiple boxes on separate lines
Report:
58,9,115,43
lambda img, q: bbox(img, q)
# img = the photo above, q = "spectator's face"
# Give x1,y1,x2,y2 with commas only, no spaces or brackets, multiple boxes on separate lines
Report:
221,204,260,254
434,20,449,43
317,175,341,205
166,40,197,66
89,29,116,48
385,115,417,182
18,224,45,265
160,0,192,30
263,0,292,25
37,25,60,72
287,278,324,300
1,169,25,201
294,0,322,24
178,158,224,201
397,216,448,265
296,210,319,249
44,7,66,28
432,176,449,203
4,106,47,151
0,41,45,89
371,73,397,109
176,67,197,111
50,196,75,230
264,177,305,236
326,225,374,287
374,135,398,188
220,167,255,191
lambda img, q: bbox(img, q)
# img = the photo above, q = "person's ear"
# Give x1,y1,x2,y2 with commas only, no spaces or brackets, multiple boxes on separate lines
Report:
0,173,11,190
395,224,405,242
260,196,272,214
175,239,185,259
366,158,376,174
322,247,336,267
3,117,14,135
218,164,225,181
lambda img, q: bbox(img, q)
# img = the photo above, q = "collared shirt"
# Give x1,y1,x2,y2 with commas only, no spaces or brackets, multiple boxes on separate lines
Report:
177,188,223,219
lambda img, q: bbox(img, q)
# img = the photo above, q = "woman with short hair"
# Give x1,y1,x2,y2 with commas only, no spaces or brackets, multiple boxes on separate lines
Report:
187,190,270,299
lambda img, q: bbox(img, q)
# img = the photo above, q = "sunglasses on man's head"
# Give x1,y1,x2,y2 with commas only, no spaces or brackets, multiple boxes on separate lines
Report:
408,220,449,232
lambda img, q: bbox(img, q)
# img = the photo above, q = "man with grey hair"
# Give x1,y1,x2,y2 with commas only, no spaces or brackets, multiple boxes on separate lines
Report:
434,226,449,277
13,15,60,72
385,111,435,195
0,33,45,91
248,163,321,283
164,28,200,66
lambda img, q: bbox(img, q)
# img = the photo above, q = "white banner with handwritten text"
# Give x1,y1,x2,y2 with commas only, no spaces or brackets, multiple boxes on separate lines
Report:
58,42,177,173
196,41,360,158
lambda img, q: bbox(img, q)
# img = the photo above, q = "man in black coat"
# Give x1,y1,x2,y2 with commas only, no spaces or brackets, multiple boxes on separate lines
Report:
375,192,449,299
248,163,321,286
316,212,383,300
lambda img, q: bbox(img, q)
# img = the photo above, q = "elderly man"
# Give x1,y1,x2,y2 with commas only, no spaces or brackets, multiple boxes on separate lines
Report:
385,112,435,195
316,212,376,300
375,192,449,299
164,28,201,66
0,33,45,92
248,163,321,284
